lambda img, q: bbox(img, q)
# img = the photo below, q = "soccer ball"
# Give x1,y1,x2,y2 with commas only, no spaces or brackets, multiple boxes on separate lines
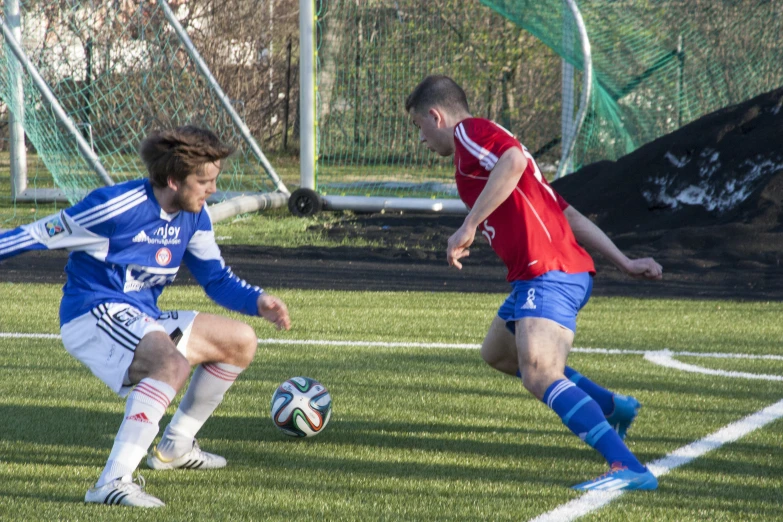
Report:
270,377,332,437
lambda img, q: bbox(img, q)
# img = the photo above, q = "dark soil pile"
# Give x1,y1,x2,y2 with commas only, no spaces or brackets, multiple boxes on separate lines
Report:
553,86,783,234
549,86,783,299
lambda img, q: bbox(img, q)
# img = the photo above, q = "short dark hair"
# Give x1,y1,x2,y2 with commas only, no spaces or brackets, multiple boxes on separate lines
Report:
405,75,469,115
139,126,235,188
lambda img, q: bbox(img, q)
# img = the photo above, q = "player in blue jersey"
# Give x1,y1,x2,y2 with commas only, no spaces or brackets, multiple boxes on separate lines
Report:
0,126,290,508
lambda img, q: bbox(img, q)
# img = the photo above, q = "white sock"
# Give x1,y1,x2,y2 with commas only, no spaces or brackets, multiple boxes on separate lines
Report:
156,363,242,459
96,378,176,487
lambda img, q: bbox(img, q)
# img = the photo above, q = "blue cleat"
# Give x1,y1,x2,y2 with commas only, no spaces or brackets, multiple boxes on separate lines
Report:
572,464,658,492
605,394,641,440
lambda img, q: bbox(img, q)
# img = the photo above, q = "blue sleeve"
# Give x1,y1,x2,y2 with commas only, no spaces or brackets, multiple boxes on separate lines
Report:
0,206,105,260
0,221,50,260
183,210,263,316
1,182,146,261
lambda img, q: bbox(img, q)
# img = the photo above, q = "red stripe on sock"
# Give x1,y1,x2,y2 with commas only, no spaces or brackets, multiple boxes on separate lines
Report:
133,382,171,409
203,363,239,382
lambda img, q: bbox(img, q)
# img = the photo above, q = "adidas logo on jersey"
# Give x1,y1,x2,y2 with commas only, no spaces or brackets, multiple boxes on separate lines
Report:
132,230,149,243
126,412,153,424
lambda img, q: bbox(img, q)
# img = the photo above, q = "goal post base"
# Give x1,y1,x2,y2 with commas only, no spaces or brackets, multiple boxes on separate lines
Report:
321,196,468,215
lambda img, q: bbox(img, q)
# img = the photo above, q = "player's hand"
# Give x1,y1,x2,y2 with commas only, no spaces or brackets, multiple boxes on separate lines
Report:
446,224,476,270
623,257,663,280
258,293,291,330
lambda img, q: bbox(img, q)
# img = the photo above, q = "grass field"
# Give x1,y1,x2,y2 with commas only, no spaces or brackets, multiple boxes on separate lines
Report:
0,284,781,521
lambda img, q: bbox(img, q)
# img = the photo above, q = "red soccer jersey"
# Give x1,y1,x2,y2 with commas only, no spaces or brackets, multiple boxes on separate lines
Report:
453,118,595,281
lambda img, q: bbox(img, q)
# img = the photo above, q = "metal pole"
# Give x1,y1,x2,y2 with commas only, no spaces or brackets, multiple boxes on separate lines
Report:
560,0,575,177
556,0,591,179
157,0,289,195
0,14,113,187
5,0,27,198
299,0,316,190
677,34,684,129
209,192,289,223
268,0,274,143
283,36,292,151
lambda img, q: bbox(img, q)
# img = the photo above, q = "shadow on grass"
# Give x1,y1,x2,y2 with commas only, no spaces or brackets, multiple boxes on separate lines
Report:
0,403,597,490
2,403,780,514
650,473,783,519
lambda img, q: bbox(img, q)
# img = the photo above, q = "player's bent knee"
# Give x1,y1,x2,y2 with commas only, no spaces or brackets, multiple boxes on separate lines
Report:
136,347,190,390
519,367,550,400
480,344,503,369
231,322,258,367
163,350,191,388
480,343,517,376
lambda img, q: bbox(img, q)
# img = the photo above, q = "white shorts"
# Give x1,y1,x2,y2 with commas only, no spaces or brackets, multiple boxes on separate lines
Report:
60,303,198,397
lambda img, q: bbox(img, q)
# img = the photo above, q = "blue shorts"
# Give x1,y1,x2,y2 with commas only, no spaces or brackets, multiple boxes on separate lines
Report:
498,271,593,334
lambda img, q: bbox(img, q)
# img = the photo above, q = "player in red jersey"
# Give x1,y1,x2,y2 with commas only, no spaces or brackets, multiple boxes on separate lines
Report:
406,75,662,491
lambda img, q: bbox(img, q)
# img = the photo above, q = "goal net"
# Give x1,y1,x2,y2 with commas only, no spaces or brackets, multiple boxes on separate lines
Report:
0,0,286,206
309,0,783,201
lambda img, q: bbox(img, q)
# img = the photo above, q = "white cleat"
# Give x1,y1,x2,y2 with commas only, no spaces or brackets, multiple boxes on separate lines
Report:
147,439,227,470
85,475,165,508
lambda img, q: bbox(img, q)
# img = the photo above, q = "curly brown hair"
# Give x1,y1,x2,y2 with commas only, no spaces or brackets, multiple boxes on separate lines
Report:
139,126,235,188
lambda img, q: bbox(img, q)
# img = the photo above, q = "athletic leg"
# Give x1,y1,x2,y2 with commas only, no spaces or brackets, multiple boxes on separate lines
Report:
491,299,640,438
515,317,654,490
480,316,518,376
62,302,193,507
151,313,257,467
94,331,189,486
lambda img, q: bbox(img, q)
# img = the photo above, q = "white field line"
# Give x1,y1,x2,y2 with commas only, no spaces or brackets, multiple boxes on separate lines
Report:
645,350,783,381
3,332,783,361
530,398,783,522
0,332,62,340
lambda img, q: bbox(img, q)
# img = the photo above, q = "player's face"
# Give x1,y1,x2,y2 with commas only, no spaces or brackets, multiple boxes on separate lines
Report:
172,161,220,212
410,108,454,156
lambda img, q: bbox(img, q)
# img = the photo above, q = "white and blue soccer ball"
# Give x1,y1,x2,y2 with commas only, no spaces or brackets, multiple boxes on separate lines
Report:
270,377,332,437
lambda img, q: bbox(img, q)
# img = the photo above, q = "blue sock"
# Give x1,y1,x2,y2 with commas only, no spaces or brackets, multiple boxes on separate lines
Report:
518,367,616,418
564,367,615,416
543,379,645,473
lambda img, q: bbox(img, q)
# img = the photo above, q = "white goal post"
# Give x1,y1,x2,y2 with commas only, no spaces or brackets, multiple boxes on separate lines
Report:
2,0,288,221
294,0,592,216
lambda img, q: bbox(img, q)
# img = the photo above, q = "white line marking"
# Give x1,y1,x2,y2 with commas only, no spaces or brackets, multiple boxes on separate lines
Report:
530,398,783,522
645,350,783,381
3,333,783,361
0,332,62,339
258,338,481,349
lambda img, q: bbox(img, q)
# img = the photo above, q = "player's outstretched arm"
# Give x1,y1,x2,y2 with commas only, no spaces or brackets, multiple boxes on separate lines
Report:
447,148,528,269
0,209,106,261
257,293,291,331
0,225,46,261
184,213,292,328
563,206,662,280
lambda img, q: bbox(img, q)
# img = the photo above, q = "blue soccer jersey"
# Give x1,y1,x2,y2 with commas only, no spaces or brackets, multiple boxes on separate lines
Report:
0,179,264,325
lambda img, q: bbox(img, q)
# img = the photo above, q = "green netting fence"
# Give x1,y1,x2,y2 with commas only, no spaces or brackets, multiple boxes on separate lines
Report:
313,0,783,199
0,0,283,206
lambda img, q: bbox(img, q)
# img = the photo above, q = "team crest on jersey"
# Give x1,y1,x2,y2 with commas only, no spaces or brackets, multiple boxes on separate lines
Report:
156,247,172,266
45,216,66,237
